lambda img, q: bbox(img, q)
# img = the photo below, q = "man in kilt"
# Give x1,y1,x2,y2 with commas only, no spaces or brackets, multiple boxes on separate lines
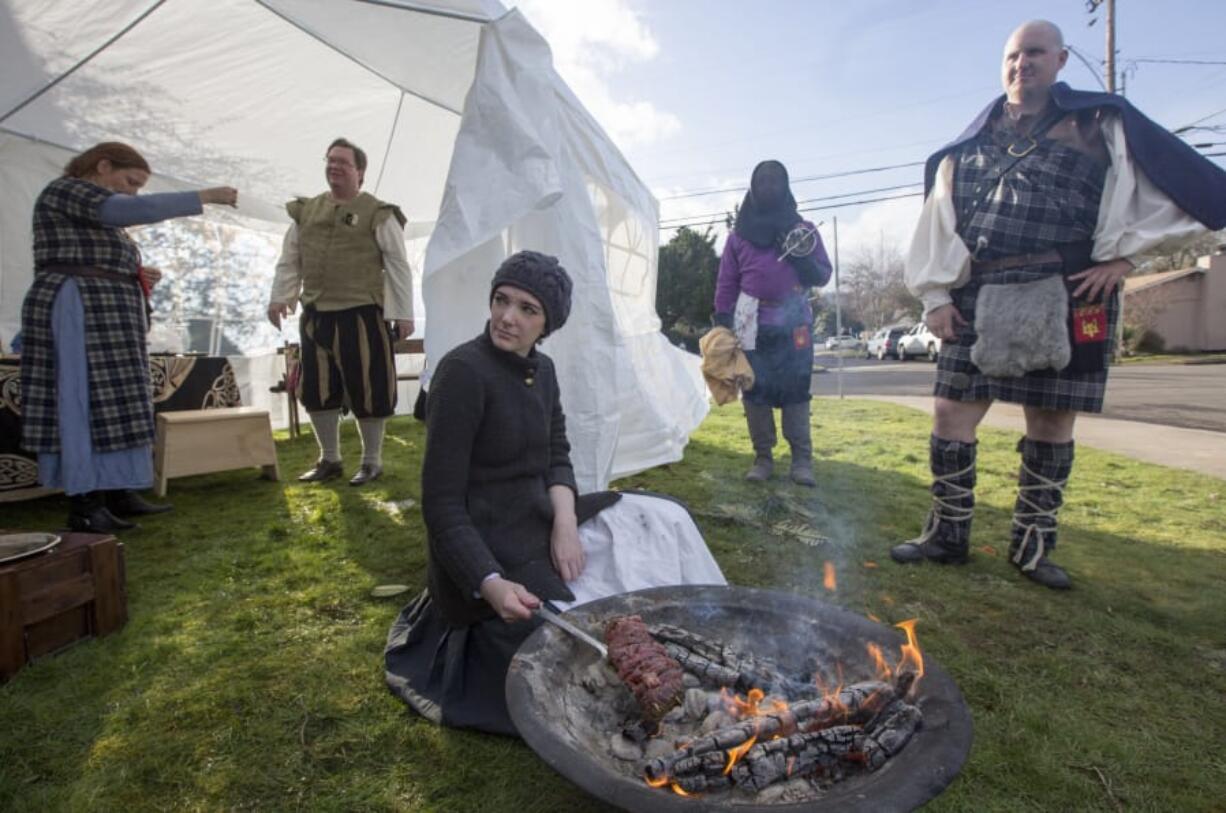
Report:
268,138,415,486
890,21,1226,588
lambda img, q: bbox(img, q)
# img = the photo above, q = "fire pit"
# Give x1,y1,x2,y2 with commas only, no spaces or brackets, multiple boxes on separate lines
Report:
506,585,972,812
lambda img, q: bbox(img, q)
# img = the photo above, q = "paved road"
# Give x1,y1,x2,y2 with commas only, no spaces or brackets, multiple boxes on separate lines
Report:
811,354,1226,433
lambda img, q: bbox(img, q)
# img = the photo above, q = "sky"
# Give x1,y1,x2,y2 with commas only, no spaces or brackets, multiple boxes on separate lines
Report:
510,0,1226,261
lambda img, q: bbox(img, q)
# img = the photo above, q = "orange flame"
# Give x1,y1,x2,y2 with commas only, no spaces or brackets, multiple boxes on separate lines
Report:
865,642,892,680
723,730,759,775
823,561,837,591
724,687,766,718
671,783,693,797
645,773,669,788
893,618,925,683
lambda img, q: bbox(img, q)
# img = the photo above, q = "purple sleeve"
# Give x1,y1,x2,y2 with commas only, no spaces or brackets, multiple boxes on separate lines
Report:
714,234,743,314
806,220,834,281
98,191,203,227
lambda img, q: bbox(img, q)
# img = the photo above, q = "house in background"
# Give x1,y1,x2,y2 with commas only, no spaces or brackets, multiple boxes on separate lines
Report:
1123,252,1226,352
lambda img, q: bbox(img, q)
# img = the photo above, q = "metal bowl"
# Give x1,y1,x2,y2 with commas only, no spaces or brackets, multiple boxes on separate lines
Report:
507,584,973,812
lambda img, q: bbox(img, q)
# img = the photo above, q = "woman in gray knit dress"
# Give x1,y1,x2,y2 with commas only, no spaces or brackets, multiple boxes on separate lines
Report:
385,251,724,735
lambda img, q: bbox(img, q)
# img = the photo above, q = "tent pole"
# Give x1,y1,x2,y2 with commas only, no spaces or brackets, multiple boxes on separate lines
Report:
373,91,407,196
0,0,169,126
252,0,465,115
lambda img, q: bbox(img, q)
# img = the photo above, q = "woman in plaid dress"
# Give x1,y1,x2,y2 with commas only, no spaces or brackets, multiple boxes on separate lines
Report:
19,142,237,531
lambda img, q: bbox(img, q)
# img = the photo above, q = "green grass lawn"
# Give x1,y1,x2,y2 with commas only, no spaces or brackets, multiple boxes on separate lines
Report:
2,400,1224,812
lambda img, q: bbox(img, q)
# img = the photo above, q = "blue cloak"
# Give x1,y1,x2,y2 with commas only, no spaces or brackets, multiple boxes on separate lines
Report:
923,82,1226,230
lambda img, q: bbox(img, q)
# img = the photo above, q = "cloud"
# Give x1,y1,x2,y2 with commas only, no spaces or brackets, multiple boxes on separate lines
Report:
832,195,923,261
513,0,681,148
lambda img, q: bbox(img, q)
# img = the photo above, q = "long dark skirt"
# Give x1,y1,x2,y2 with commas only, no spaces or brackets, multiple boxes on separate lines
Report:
384,590,542,736
743,325,812,407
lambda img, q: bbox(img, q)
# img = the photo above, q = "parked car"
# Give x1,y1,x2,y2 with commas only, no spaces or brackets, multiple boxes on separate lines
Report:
824,334,863,351
865,326,909,360
896,323,942,362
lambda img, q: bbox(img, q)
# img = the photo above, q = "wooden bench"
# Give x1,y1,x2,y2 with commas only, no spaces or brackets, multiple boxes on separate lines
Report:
153,407,279,496
394,338,425,383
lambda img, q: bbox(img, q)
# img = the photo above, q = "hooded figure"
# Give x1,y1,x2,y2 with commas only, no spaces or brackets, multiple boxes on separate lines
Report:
712,160,832,486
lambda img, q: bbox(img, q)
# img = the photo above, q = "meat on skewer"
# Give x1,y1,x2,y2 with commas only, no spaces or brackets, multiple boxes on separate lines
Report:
605,615,685,722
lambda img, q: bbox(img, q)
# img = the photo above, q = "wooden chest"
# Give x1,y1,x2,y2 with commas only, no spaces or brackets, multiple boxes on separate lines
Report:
0,531,126,681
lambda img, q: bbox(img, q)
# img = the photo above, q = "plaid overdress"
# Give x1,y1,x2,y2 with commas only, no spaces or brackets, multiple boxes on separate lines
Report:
20,177,154,453
934,115,1115,412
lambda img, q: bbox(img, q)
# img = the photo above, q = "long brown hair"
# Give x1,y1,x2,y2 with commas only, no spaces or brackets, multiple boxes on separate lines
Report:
63,142,150,179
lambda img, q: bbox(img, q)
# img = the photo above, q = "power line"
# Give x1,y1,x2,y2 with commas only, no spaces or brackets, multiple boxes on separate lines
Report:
658,182,923,227
659,191,923,232
1174,105,1226,134
1129,58,1226,66
658,161,924,201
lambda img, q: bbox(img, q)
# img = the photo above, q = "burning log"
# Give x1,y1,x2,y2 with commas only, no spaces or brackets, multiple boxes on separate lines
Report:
660,641,820,699
649,624,793,687
858,698,923,770
605,616,685,722
642,676,907,785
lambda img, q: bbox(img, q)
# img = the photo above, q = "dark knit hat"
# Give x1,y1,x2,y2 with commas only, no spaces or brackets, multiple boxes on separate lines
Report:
489,250,573,336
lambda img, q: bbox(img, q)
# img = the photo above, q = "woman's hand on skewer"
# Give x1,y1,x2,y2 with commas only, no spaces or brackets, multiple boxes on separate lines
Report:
480,576,540,622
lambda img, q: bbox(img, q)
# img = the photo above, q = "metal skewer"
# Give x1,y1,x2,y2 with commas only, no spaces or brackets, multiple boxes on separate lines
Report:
536,605,607,659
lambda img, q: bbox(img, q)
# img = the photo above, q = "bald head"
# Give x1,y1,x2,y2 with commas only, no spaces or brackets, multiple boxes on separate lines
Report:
1009,20,1064,51
1001,19,1069,105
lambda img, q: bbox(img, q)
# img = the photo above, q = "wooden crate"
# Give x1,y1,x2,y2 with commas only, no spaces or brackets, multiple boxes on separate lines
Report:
154,406,279,496
0,531,126,681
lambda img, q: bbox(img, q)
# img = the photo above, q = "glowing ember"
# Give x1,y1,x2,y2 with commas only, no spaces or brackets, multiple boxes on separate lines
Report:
645,773,669,788
894,618,925,684
863,560,879,569
670,782,693,797
823,561,837,591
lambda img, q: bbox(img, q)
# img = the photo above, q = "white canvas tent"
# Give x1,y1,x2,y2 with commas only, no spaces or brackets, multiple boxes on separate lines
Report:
0,0,708,490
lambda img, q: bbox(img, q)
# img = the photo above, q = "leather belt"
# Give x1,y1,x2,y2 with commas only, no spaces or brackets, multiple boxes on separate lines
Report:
971,249,1062,274
39,265,138,284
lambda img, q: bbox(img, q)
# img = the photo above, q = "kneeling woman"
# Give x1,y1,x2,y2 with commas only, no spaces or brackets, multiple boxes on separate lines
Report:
385,251,726,735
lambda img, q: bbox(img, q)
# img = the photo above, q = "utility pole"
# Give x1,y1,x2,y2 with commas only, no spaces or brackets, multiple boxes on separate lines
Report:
1105,0,1116,93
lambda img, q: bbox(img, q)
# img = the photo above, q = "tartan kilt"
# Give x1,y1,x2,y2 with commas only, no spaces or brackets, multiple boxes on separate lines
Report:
933,264,1118,413
21,272,154,453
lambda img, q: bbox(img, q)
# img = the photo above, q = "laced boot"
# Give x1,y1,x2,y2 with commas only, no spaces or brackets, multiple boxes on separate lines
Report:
891,436,975,565
1010,438,1074,590
743,402,776,482
781,401,815,487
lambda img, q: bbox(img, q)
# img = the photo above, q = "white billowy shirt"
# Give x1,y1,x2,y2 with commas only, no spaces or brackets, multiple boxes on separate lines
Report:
268,216,415,322
905,112,1207,317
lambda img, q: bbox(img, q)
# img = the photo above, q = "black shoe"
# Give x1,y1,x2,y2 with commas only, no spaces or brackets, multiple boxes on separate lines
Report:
348,464,383,486
298,459,343,482
68,495,139,533
890,539,969,565
106,490,173,517
1016,557,1071,590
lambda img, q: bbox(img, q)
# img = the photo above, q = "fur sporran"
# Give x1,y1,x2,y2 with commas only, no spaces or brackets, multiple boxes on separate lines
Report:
970,274,1071,377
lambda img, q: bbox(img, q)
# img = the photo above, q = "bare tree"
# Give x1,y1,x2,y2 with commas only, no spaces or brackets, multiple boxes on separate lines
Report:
842,232,919,329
